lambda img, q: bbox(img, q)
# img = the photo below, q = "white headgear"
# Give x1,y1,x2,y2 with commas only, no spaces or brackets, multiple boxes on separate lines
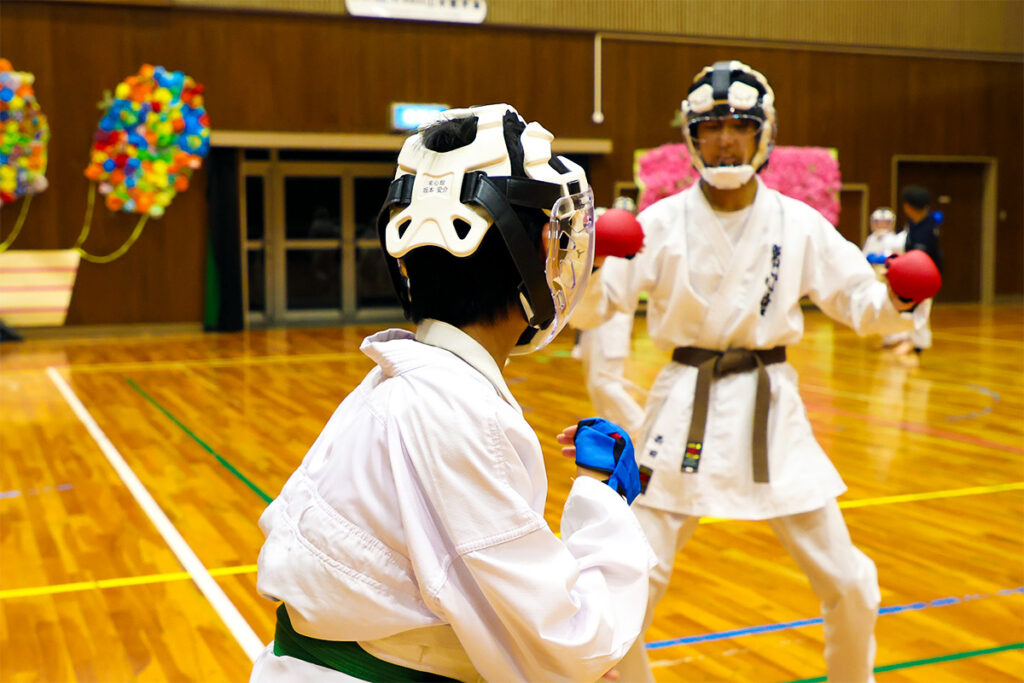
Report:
681,60,776,189
870,207,896,228
377,104,596,354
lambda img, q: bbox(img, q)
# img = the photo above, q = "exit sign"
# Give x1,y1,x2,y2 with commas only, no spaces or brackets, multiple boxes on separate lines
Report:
391,103,449,131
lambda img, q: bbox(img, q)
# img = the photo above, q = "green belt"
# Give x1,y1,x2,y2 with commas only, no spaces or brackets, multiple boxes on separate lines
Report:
273,603,459,682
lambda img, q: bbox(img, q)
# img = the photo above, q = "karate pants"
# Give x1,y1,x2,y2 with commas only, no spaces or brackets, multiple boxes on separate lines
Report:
584,353,645,440
909,299,933,349
883,298,933,350
617,500,879,683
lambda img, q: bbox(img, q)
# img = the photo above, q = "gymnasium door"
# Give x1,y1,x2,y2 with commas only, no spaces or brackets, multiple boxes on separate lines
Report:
240,157,399,326
837,185,866,245
894,160,987,302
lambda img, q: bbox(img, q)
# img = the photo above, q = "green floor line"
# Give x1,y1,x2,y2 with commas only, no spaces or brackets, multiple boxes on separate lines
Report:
126,378,273,504
782,641,1024,683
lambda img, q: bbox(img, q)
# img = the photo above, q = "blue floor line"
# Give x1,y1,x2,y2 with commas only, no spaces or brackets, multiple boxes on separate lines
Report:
647,586,1024,650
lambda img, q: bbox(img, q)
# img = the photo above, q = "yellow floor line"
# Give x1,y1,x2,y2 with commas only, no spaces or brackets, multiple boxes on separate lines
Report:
837,481,1024,509
0,564,258,600
4,352,369,376
5,482,1022,599
699,481,1024,524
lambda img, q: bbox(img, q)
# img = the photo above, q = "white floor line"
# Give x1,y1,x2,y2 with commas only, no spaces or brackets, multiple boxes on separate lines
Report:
46,366,265,661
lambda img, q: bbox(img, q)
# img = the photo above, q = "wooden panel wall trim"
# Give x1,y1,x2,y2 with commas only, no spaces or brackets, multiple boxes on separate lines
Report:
591,31,1024,66
1,2,1020,327
18,322,204,339
38,0,174,6
487,1,1024,58
28,0,1024,58
210,130,612,154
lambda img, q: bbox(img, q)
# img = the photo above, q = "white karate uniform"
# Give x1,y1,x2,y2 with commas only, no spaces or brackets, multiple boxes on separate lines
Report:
863,229,932,350
861,230,905,262
251,320,654,683
908,297,933,349
576,309,645,439
573,179,923,682
863,229,912,347
891,229,934,350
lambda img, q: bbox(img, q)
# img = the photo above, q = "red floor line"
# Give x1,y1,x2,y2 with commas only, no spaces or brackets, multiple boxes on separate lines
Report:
804,401,1024,454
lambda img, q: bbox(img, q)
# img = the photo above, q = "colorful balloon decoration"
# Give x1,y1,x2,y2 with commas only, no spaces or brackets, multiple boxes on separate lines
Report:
0,59,49,206
84,64,209,219
0,59,49,252
76,65,209,263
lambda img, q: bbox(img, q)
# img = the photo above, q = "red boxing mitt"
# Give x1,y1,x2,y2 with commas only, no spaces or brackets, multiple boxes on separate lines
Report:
886,249,942,303
594,208,645,259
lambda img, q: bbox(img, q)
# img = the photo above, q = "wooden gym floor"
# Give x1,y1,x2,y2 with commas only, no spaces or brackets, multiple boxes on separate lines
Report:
1,304,1021,682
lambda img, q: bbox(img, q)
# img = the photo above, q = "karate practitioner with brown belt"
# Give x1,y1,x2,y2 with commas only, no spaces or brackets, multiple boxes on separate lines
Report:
573,61,929,682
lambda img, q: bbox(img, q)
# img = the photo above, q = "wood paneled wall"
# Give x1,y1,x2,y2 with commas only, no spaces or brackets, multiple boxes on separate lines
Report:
485,0,1024,57
1,2,1021,325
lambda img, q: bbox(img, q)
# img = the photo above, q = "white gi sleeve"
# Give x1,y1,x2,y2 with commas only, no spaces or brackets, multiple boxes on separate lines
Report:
395,398,653,682
802,214,921,336
456,478,654,682
573,250,657,332
573,203,668,330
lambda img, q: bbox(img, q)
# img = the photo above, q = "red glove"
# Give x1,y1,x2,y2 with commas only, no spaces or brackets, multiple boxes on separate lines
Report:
886,250,942,303
594,208,644,259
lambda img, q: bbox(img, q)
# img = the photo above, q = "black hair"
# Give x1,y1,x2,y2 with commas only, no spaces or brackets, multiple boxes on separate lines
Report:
398,112,548,327
902,185,931,209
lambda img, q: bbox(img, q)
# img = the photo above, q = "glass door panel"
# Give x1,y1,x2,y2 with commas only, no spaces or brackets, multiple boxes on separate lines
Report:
247,250,266,313
353,176,392,240
280,171,342,319
351,173,400,315
241,157,402,326
285,177,341,240
240,163,271,323
355,247,396,308
246,176,266,240
286,249,341,310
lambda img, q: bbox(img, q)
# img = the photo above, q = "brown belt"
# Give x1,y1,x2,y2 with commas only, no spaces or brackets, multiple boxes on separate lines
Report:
671,346,787,483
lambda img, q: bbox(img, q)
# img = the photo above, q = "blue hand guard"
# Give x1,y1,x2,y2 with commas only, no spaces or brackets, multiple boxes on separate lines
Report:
574,418,642,504
866,253,887,265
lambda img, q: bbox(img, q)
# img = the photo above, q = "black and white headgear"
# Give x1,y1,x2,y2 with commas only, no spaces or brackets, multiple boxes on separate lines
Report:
682,60,776,189
377,104,595,354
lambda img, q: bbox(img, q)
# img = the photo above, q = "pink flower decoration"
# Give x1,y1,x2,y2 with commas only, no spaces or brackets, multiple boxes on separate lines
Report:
634,144,841,225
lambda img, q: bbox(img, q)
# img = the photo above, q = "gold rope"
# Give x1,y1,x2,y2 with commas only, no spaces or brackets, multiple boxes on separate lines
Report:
77,215,149,264
75,183,150,263
0,195,34,253
74,182,97,248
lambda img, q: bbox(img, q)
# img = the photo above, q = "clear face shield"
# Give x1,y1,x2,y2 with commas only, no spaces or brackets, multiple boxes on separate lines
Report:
870,218,895,233
688,113,764,190
690,113,764,146
512,186,595,355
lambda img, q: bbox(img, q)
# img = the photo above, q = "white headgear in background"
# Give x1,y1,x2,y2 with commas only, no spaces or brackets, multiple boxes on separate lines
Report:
870,207,896,230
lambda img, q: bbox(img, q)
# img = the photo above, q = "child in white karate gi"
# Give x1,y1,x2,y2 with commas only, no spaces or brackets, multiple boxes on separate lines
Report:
251,105,653,683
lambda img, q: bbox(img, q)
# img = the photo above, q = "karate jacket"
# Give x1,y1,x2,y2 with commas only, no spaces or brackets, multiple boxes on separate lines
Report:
255,320,654,681
573,180,924,519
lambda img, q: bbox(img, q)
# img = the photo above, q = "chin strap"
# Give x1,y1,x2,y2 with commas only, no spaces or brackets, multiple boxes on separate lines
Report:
701,165,755,190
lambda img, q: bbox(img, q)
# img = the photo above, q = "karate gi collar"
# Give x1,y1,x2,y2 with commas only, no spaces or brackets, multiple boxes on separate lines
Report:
415,318,521,412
